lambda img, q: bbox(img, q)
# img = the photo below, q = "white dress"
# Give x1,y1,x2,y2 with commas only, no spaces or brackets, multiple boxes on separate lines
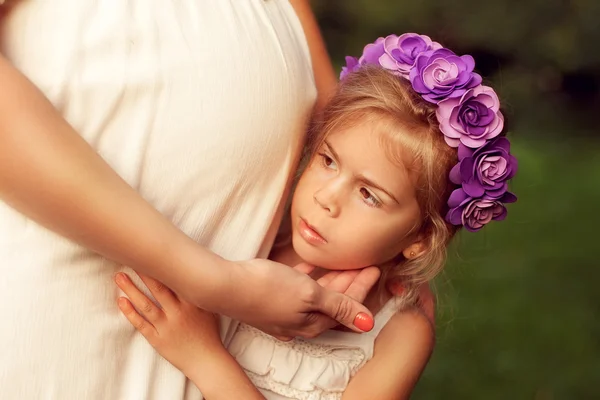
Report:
228,299,400,400
0,1,316,399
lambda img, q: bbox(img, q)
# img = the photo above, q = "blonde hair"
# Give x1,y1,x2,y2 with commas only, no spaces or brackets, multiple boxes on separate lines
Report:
305,66,460,306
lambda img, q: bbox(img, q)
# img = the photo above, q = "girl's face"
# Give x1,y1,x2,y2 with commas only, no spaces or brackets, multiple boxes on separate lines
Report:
291,120,423,270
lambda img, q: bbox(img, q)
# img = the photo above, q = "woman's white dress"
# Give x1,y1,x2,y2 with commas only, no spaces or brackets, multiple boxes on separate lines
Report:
0,1,316,398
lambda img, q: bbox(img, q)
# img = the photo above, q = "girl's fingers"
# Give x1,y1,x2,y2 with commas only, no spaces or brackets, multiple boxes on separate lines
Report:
115,273,163,324
292,263,316,275
137,273,179,310
117,297,158,343
341,267,381,302
318,270,359,293
316,270,342,288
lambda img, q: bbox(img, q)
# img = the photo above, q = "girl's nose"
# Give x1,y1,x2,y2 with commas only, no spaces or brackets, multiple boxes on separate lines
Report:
313,187,340,217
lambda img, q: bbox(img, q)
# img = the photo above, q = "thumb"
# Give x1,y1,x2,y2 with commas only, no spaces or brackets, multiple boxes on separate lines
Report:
316,288,374,333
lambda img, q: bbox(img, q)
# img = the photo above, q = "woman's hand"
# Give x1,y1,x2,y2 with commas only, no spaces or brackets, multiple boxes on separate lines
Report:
211,259,380,340
115,272,223,377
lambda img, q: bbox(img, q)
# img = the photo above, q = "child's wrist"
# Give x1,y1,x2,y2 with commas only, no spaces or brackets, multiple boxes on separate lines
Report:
184,347,237,390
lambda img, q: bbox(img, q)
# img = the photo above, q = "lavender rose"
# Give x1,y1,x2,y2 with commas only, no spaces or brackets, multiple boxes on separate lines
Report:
341,34,442,79
378,33,442,77
340,56,360,80
449,138,518,199
358,36,386,65
437,85,504,148
410,48,482,104
446,189,517,232
341,37,386,79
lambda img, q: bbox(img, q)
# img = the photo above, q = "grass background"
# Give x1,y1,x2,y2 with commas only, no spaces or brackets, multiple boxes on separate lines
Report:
415,137,599,398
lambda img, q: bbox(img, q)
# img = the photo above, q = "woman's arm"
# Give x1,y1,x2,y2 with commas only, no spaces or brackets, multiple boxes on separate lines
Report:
289,0,337,110
0,53,377,336
116,273,264,400
342,309,435,400
0,55,224,297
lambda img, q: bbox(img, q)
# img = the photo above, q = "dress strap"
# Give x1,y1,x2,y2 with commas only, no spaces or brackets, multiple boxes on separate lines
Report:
366,298,401,338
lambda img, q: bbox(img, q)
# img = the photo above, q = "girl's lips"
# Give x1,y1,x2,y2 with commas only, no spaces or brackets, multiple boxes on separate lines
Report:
298,218,327,245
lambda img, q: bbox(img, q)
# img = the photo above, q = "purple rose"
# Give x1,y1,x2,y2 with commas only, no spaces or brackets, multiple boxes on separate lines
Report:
449,138,518,199
358,36,386,65
437,85,504,148
409,48,482,104
341,38,385,79
378,33,442,77
446,189,517,232
340,56,360,80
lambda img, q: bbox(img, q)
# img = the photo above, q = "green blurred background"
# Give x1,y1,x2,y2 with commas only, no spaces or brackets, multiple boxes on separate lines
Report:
313,1,599,398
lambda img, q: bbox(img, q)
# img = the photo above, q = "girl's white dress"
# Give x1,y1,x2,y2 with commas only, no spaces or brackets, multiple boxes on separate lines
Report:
0,1,316,398
228,299,400,400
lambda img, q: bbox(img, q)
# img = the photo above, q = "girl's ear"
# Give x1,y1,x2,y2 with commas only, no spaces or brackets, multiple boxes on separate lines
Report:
402,236,428,260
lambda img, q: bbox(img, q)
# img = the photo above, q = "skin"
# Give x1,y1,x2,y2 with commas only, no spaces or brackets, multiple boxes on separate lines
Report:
0,1,380,338
290,122,424,271
288,0,436,324
287,0,338,110
2,2,435,397
117,119,436,399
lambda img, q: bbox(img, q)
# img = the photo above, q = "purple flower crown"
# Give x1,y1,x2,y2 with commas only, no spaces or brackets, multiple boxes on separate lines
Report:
340,33,518,232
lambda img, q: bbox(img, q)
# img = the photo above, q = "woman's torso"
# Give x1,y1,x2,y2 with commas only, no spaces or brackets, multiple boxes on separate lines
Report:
0,1,316,398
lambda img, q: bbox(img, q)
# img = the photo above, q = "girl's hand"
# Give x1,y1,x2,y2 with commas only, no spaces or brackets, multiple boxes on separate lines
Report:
115,272,223,377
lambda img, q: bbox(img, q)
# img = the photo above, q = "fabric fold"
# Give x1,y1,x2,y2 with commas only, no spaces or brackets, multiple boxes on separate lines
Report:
229,324,366,399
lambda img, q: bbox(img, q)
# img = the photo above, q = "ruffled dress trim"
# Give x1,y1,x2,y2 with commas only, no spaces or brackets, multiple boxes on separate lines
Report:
228,299,400,399
229,324,365,399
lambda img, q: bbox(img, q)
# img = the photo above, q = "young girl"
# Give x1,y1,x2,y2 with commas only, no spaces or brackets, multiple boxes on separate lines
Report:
116,33,517,400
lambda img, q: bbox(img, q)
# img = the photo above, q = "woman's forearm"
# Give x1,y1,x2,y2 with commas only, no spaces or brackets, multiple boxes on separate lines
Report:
0,42,376,338
0,54,229,302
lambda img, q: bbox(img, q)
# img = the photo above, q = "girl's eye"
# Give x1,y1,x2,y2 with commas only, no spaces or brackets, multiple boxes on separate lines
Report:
360,188,382,207
318,153,337,170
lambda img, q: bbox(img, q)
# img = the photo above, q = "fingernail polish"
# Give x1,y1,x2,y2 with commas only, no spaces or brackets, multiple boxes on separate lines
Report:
353,312,374,332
